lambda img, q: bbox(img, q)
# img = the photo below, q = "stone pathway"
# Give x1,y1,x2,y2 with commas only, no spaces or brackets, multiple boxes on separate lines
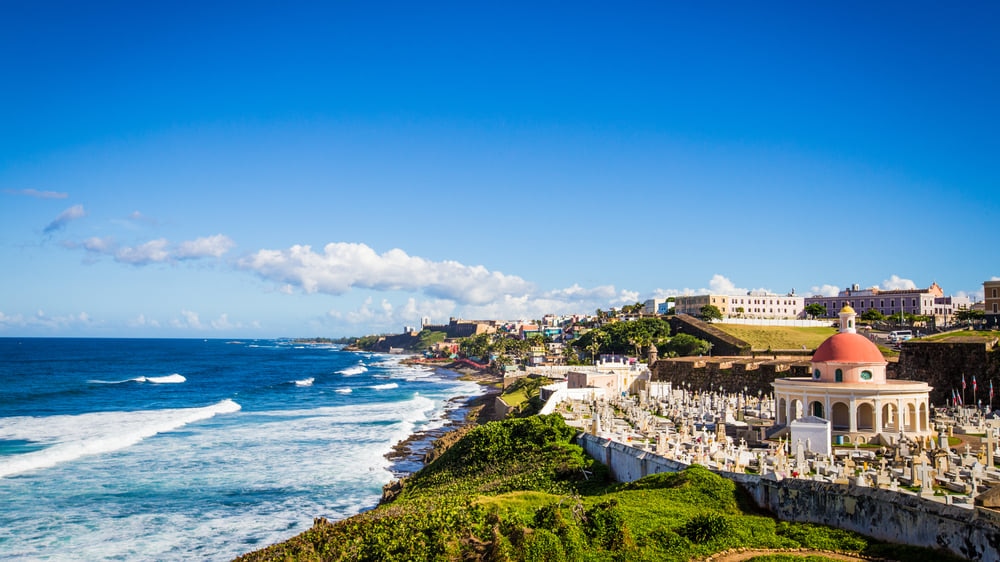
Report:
701,548,886,562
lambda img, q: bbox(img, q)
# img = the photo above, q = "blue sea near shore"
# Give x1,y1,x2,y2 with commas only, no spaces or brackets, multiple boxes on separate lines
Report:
0,338,482,561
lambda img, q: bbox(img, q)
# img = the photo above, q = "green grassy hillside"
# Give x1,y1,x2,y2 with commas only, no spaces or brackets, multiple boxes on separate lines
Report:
714,324,838,351
235,415,959,562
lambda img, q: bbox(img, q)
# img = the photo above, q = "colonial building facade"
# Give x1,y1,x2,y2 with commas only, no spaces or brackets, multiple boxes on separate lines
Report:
804,282,969,326
674,291,804,320
985,279,1000,328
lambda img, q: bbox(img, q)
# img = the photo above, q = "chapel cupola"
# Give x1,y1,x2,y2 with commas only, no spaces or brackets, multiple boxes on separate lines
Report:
839,305,857,334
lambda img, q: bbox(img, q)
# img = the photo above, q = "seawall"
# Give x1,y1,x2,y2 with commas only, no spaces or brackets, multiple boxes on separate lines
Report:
577,433,1000,561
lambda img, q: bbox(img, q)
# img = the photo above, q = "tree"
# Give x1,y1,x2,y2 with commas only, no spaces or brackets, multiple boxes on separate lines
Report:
584,330,609,364
804,303,827,319
661,333,712,357
860,309,884,322
956,309,985,324
699,304,723,323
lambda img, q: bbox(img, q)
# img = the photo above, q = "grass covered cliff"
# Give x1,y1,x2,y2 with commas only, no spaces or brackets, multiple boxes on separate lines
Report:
235,415,961,562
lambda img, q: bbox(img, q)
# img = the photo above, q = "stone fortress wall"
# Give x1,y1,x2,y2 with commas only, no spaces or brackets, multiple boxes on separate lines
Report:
896,339,1000,405
578,433,1000,561
650,336,1000,405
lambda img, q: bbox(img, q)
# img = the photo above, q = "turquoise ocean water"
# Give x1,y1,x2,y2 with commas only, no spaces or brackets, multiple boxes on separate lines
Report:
0,338,481,560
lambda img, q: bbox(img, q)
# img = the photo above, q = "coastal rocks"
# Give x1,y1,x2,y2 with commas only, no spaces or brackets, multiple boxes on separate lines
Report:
381,479,404,505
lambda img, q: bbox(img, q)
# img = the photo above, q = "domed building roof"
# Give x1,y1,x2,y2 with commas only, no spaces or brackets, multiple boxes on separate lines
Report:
812,332,886,364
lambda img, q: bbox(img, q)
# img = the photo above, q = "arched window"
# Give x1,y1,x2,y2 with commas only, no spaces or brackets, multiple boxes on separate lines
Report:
813,369,821,380
835,368,843,382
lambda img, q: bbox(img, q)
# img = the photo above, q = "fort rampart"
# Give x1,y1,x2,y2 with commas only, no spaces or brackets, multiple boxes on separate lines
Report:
578,433,1000,561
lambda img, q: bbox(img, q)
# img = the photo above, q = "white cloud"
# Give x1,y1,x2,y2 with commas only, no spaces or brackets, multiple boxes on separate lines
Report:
211,313,237,330
0,309,93,330
238,242,534,305
4,188,68,199
128,314,161,328
880,275,917,291
115,238,171,264
68,234,235,265
176,234,235,259
809,284,841,297
650,275,773,299
171,310,204,330
44,204,86,234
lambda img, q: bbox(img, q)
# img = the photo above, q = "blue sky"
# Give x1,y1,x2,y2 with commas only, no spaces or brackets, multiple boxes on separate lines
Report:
2,1,998,337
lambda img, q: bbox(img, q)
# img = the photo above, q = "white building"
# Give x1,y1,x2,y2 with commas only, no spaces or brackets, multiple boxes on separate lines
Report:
674,291,804,320
642,298,674,316
772,306,933,447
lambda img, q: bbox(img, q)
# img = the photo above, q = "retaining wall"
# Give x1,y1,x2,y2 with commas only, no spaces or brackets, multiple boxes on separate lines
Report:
577,433,1000,561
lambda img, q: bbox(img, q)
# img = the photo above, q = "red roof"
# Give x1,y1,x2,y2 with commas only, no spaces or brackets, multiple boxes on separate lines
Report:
812,332,886,364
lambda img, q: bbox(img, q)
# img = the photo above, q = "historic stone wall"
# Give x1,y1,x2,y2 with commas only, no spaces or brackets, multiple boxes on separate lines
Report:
667,314,752,356
650,356,810,396
896,339,1000,405
577,433,1000,561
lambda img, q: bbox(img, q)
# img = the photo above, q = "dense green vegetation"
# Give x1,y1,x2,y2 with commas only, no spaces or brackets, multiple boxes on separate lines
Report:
237,415,959,562
572,318,673,360
414,329,447,349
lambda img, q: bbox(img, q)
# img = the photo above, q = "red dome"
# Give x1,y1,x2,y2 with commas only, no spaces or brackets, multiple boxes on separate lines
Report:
812,333,886,364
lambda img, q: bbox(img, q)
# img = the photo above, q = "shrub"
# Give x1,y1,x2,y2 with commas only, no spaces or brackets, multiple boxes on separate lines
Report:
678,513,731,544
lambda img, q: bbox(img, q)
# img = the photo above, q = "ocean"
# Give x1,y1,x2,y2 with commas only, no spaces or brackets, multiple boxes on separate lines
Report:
0,338,482,561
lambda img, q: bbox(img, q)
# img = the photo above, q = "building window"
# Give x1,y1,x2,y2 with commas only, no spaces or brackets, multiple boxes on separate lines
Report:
861,370,873,381
813,369,821,380
993,288,998,298
835,369,843,382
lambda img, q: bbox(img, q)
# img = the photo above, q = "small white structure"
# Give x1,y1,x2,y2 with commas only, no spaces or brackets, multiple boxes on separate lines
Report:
790,416,832,457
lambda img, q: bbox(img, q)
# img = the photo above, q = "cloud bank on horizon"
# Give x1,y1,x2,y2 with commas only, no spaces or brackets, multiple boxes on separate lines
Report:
0,202,984,336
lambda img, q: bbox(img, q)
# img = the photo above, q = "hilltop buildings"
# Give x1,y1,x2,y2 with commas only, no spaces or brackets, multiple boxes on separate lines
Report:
674,291,804,320
804,282,972,327
986,279,1000,329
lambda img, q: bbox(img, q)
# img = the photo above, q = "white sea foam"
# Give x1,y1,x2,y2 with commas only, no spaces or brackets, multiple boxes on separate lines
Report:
337,365,368,376
294,378,314,387
0,399,241,479
147,374,186,383
335,388,353,394
371,383,399,390
88,373,186,384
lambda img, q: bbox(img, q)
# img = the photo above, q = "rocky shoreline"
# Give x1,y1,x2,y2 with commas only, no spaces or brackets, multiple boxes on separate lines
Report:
381,362,502,502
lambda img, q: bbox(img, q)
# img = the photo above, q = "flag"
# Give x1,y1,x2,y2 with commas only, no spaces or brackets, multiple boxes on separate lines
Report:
974,375,978,395
962,373,967,390
991,380,994,401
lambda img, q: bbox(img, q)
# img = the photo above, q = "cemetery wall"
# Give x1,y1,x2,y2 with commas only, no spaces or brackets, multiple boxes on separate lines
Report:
577,433,1000,561
895,340,1000,405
